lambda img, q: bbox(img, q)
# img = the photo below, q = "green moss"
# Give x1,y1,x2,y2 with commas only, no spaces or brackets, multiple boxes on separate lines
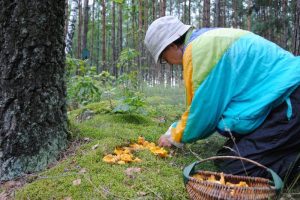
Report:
15,86,225,199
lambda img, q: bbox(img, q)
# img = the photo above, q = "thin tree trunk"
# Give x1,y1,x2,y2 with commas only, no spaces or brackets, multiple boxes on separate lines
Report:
220,0,225,27
214,0,220,27
65,0,79,55
160,0,166,17
232,0,238,28
188,0,191,24
112,1,117,77
138,0,143,71
101,0,106,71
96,3,100,72
77,0,82,58
203,0,210,27
0,0,67,181
132,0,136,49
293,0,300,55
82,0,89,54
65,0,69,38
169,0,173,15
152,0,156,20
247,0,252,31
183,0,187,23
282,0,288,49
118,2,123,74
91,0,95,65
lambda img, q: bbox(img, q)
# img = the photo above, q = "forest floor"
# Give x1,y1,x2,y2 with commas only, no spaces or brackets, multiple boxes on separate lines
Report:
1,86,299,199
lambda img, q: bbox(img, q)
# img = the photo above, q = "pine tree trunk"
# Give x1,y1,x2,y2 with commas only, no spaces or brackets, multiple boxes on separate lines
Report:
247,0,252,31
144,0,149,82
0,0,67,181
77,0,83,58
65,0,69,38
214,0,220,27
188,0,191,24
65,0,79,55
91,0,95,65
169,0,173,15
293,0,300,55
220,0,225,27
118,2,123,74
183,0,187,23
203,0,210,27
232,0,238,28
101,0,106,71
282,0,288,49
82,0,89,53
138,0,143,72
112,1,117,77
96,3,100,73
160,0,166,17
152,0,156,20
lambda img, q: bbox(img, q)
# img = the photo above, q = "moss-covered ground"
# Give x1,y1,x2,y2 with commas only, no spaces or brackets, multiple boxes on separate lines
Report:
10,86,300,199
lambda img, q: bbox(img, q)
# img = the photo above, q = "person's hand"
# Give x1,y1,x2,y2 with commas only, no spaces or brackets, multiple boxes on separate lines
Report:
158,135,172,147
158,125,184,148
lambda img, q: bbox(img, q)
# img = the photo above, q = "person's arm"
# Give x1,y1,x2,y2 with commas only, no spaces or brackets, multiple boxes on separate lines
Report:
170,39,238,143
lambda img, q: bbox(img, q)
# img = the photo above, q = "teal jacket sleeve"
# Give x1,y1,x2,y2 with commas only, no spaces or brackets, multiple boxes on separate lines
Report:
181,50,237,143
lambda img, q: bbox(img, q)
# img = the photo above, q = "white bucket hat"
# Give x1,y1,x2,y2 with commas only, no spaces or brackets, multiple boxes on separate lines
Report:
144,16,191,63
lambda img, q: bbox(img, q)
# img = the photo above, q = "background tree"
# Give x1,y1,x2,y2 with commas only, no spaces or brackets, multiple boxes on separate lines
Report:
101,0,106,71
203,0,211,27
77,0,83,58
65,0,79,55
0,0,67,181
293,0,300,55
82,0,89,58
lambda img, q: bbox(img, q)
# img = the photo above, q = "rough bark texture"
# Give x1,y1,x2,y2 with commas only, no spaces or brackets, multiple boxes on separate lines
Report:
203,0,210,27
0,0,67,181
65,0,79,55
101,0,106,71
112,1,117,77
293,0,300,55
82,0,89,51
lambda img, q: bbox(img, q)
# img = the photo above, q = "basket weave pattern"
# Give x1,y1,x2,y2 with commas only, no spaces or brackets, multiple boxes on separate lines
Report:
186,171,276,200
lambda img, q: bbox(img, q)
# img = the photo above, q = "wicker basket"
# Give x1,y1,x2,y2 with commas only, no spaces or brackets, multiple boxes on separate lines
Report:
183,156,283,200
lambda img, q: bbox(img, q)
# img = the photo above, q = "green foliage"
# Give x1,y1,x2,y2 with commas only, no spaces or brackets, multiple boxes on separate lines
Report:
66,56,120,109
113,71,146,114
117,48,139,70
112,0,124,3
66,58,102,108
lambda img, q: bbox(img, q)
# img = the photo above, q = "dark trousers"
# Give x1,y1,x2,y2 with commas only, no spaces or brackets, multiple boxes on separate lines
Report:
216,86,300,184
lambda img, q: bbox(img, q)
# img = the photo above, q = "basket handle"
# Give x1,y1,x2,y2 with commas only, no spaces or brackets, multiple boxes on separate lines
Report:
183,156,283,192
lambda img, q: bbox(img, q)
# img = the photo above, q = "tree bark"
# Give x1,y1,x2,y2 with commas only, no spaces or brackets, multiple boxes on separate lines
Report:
82,0,89,52
77,0,83,58
293,0,300,55
112,1,117,77
64,0,69,38
282,0,288,49
152,0,156,20
91,0,95,65
117,2,123,74
138,0,143,72
183,0,187,23
101,0,106,71
188,0,191,24
160,0,166,17
247,0,252,31
65,0,79,55
203,0,210,27
214,0,220,26
232,0,238,28
0,0,67,181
